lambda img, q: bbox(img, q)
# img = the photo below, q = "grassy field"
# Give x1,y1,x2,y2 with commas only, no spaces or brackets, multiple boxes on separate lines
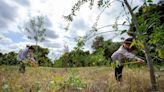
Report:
0,65,164,92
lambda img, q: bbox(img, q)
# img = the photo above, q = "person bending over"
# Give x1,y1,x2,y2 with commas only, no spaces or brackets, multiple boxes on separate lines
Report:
111,38,144,83
17,46,36,73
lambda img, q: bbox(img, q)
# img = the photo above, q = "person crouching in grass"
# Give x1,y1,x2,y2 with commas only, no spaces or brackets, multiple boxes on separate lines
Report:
17,46,36,73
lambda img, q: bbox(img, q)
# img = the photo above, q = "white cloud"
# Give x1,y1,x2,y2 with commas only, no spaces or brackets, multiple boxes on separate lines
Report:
14,0,30,6
0,0,18,28
0,34,30,53
0,34,13,45
0,0,152,60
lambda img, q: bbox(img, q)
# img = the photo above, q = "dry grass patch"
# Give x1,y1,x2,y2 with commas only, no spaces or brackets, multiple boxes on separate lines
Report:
0,66,163,92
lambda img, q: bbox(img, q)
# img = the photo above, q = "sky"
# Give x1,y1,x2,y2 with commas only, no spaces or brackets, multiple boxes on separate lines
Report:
0,0,160,60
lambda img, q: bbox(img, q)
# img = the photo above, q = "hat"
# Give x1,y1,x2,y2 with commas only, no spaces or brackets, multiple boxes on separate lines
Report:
124,38,133,44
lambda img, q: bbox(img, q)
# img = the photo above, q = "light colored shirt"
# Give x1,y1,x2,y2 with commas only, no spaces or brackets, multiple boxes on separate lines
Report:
17,47,29,61
111,45,139,65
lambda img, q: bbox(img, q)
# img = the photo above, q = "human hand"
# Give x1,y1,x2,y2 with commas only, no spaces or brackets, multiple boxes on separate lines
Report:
137,58,145,64
30,58,35,62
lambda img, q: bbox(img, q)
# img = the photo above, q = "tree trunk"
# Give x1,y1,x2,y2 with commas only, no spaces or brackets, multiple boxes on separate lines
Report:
144,42,157,90
123,0,157,90
36,42,39,62
35,40,38,63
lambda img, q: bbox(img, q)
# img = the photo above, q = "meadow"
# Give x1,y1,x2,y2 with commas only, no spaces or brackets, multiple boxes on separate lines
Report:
0,65,164,92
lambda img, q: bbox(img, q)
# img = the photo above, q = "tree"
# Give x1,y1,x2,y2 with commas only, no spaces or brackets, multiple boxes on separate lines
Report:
65,0,163,90
103,40,121,60
54,36,122,67
123,0,163,90
0,52,3,65
25,16,47,46
91,36,121,60
0,52,18,65
24,16,47,61
31,45,53,67
128,2,164,63
92,36,104,51
7,52,18,65
0,46,52,67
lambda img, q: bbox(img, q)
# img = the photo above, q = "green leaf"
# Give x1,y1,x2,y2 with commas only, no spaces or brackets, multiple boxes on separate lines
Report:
63,15,73,21
158,49,164,59
147,0,153,2
115,60,120,68
132,6,138,11
137,41,144,49
120,30,127,34
130,40,136,48
53,77,64,81
111,63,115,69
98,0,103,7
122,21,126,25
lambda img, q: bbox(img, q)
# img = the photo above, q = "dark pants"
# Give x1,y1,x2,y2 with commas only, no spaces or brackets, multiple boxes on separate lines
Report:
115,65,124,82
19,62,26,73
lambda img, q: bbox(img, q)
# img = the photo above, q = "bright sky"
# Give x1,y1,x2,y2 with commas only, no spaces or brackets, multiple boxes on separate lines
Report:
0,0,160,60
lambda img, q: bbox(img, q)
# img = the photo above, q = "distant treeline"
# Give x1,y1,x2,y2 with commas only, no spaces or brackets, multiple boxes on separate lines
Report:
0,36,162,67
